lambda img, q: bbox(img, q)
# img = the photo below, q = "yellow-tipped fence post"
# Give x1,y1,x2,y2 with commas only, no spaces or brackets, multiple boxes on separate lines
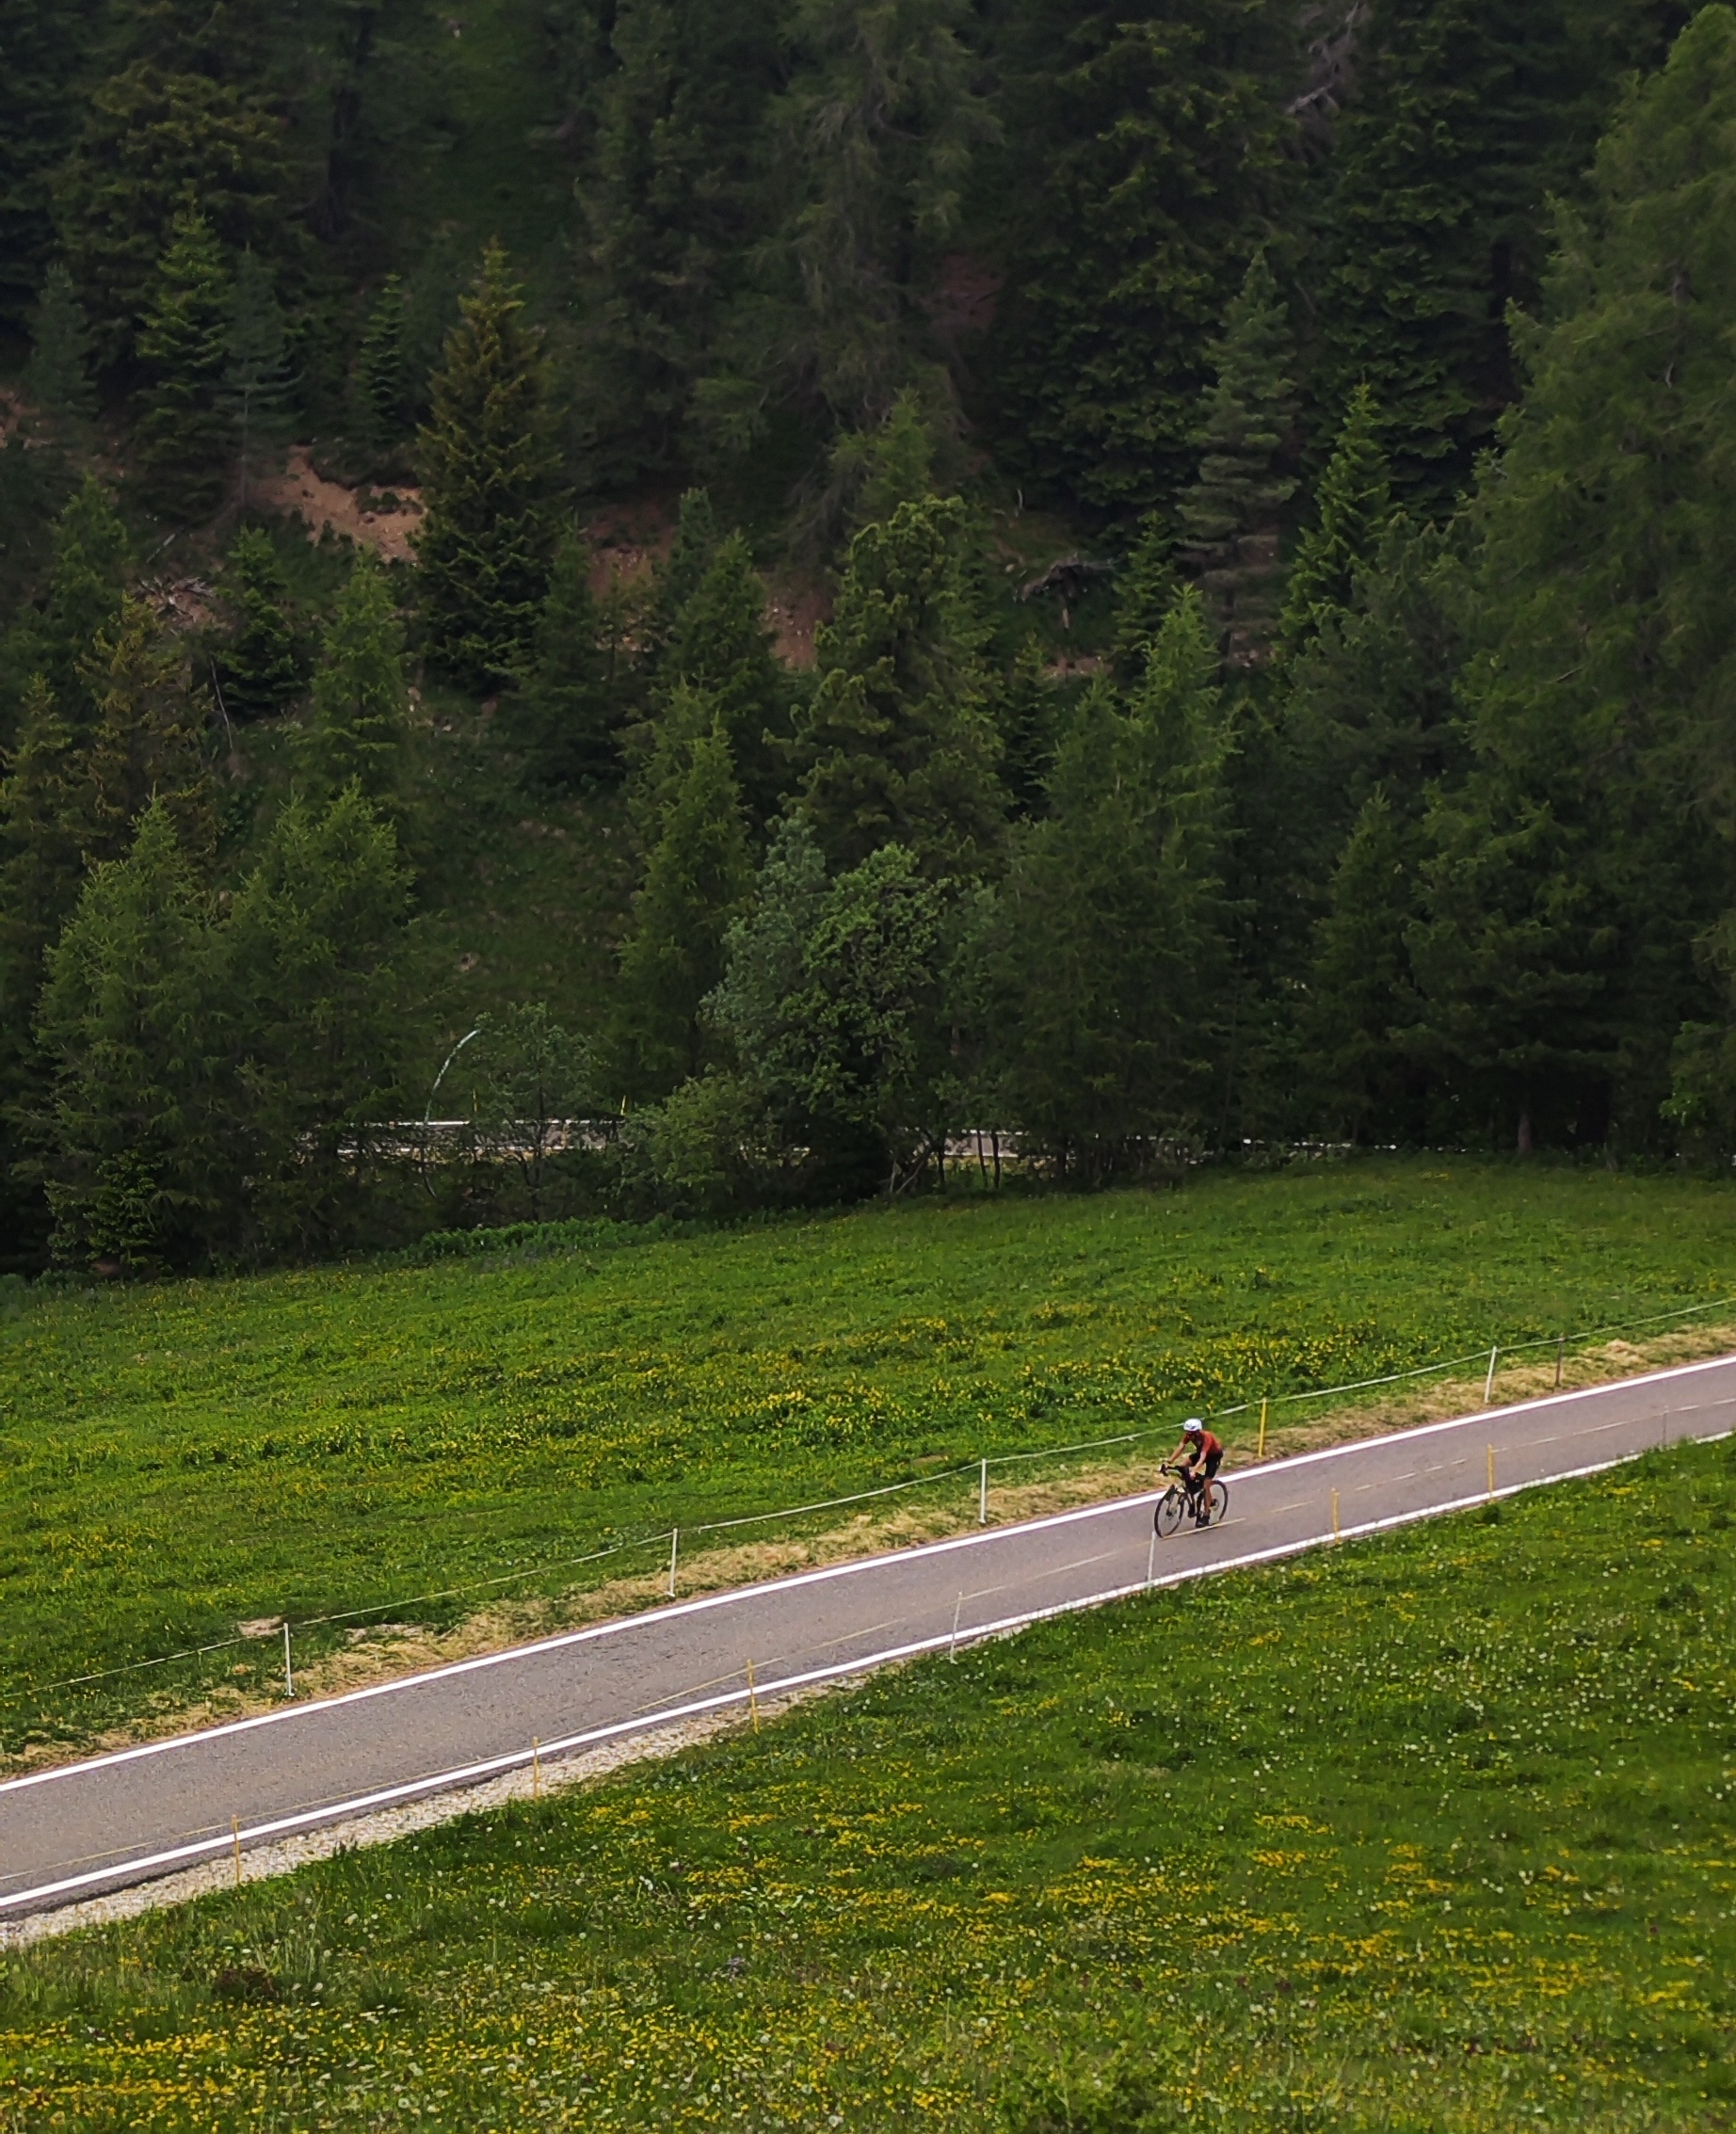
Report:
1257,1397,1269,1461
1487,1444,1496,1502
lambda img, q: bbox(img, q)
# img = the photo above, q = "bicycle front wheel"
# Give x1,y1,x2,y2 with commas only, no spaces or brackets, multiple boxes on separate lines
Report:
1205,1481,1229,1527
1155,1488,1187,1540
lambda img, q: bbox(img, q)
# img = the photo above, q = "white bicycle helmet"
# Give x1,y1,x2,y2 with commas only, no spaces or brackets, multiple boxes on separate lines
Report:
1182,1418,1204,1435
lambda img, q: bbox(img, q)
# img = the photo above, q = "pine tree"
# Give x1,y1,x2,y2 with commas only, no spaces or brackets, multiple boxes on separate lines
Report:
81,596,217,869
3,475,129,739
354,274,415,470
226,784,414,1257
220,248,296,513
612,703,753,1099
576,0,784,481
463,1002,593,1220
1301,790,1427,1140
998,588,1233,1175
300,554,410,808
995,636,1059,818
1313,0,1616,507
1110,514,1179,683
660,531,788,827
516,528,620,787
415,243,561,688
1277,383,1392,659
22,263,98,463
991,0,1297,517
1408,8,1736,1147
1176,251,1297,657
34,798,225,1269
135,199,233,522
0,0,104,327
52,62,296,366
217,525,305,719
644,487,721,665
792,494,1004,877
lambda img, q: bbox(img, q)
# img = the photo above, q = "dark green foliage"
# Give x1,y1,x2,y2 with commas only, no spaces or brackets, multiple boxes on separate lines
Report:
134,201,233,523
997,590,1232,1176
704,815,953,1195
1175,250,1297,657
22,264,98,466
696,0,997,458
415,244,561,688
992,0,1298,516
52,63,295,367
354,275,416,470
515,529,621,788
792,494,1004,878
300,554,409,809
612,699,753,1100
0,0,104,325
1109,515,1179,683
995,636,1059,818
216,527,306,721
1312,0,1615,507
1277,383,1391,660
574,0,784,481
80,596,216,871
34,799,224,1270
221,249,297,514
1408,9,1736,1147
225,786,414,1259
644,488,722,663
458,1002,594,1221
3,477,130,745
658,531,788,826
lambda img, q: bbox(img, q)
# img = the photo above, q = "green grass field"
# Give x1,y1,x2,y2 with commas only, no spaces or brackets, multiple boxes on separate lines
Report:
5,1435,1731,2130
1,1159,1733,1757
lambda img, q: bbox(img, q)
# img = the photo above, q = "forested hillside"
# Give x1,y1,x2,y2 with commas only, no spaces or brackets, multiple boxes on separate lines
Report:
1,0,1733,1275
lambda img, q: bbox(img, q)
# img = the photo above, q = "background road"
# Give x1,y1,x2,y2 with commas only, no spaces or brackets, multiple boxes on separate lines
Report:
4,1353,1731,1917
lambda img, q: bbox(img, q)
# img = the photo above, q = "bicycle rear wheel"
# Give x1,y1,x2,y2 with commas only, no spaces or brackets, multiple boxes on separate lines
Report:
1155,1488,1187,1539
1205,1481,1229,1527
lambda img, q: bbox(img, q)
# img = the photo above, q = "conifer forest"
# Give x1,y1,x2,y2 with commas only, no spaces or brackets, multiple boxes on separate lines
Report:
2,0,1734,1274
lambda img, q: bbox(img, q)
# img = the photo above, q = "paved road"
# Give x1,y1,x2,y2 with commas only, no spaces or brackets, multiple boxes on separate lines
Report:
4,1353,1732,1917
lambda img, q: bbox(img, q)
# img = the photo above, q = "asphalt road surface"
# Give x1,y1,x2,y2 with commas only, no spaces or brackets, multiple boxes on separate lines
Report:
4,1351,1732,1918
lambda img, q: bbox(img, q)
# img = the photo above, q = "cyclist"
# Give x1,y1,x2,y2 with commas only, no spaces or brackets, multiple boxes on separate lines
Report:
1165,1417,1224,1527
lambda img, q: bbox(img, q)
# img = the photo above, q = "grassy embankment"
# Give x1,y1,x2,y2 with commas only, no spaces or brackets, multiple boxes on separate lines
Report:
4,1434,1732,2130
1,1159,1733,1758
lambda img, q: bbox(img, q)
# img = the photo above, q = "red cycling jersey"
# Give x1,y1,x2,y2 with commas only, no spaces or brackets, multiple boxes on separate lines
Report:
1184,1429,1223,1463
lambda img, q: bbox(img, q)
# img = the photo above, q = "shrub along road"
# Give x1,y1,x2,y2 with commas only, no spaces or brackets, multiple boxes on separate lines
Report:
3,1352,1732,1918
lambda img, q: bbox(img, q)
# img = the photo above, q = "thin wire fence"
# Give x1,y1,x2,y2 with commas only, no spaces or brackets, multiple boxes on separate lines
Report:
14,1288,1736,1704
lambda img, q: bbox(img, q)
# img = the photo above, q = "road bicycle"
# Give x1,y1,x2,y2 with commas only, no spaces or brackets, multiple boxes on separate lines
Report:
1154,1460,1229,1539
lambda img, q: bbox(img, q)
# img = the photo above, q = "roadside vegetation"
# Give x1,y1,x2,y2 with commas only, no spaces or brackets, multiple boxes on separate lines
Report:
4,1433,1731,2129
2,1158,1731,1758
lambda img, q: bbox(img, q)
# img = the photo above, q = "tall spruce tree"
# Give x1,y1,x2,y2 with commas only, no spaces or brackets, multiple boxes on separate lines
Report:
998,588,1233,1175
22,264,98,466
1313,0,1594,507
34,798,225,1270
2,475,129,746
217,526,305,720
1408,7,1736,1147
300,554,410,808
792,494,1004,877
1176,251,1297,658
516,528,620,787
612,702,753,1099
54,63,295,366
0,0,105,327
576,0,784,480
226,784,414,1257
991,0,1297,517
135,200,233,522
1110,515,1179,683
220,248,296,513
80,596,217,869
659,531,788,828
354,274,415,471
415,243,560,688
1276,383,1392,659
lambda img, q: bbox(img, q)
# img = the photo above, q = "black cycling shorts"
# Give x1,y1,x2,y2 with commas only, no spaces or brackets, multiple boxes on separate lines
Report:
1200,1449,1223,1480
